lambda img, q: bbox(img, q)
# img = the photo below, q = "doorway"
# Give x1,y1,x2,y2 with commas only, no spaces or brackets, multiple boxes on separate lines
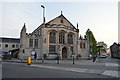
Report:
62,47,67,59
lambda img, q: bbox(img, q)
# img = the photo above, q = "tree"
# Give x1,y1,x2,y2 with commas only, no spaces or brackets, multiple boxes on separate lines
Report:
97,42,107,50
86,29,97,56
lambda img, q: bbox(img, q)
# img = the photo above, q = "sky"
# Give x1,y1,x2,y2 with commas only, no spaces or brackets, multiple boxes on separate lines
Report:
0,0,119,47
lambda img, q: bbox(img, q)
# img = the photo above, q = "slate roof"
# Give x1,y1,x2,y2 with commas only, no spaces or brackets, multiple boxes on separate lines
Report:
0,37,20,43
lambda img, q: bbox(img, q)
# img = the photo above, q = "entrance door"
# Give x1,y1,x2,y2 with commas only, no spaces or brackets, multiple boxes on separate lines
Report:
62,47,67,59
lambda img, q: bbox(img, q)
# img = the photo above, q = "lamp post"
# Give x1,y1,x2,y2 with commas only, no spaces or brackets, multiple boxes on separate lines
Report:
41,5,45,62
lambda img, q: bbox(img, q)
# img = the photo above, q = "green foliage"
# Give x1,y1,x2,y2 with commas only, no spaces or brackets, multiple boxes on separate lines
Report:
86,29,97,56
97,42,107,49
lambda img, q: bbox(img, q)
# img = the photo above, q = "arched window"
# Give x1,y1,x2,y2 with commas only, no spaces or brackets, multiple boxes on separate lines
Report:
70,46,73,52
59,32,65,44
68,34,73,44
12,44,15,48
83,43,86,49
80,42,82,49
35,39,38,48
5,44,8,48
29,39,33,48
49,32,56,43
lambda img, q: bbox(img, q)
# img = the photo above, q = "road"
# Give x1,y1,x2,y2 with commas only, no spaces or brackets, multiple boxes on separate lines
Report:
0,62,2,79
2,57,120,79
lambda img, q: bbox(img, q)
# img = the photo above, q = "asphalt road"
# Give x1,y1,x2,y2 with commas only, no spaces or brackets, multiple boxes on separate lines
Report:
2,62,112,78
0,62,2,79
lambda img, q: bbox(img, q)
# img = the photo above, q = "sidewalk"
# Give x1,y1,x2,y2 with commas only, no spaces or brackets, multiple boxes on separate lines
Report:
3,58,119,66
2,58,105,66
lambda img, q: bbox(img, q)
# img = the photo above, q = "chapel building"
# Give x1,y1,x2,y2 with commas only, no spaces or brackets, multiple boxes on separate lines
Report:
19,13,89,59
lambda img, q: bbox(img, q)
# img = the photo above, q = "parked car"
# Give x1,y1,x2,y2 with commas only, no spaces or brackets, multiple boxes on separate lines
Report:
100,54,107,58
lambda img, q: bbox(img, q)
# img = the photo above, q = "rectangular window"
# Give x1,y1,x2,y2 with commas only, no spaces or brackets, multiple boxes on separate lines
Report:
29,39,33,48
49,45,56,53
35,39,38,48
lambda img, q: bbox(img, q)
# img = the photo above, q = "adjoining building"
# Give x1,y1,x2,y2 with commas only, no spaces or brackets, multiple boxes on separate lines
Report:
110,42,120,59
19,13,89,60
0,37,20,58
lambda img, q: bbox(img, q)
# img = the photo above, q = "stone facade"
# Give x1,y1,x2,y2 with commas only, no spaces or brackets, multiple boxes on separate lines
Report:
110,42,120,59
19,13,89,59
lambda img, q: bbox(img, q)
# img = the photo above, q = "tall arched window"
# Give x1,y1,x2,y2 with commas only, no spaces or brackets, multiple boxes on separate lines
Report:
68,34,73,44
59,32,65,44
29,39,33,48
83,43,86,49
70,46,73,52
49,31,56,43
80,42,82,49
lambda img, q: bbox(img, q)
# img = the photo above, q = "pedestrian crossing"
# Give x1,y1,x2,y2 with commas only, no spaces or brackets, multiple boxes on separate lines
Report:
102,70,119,77
105,63,119,67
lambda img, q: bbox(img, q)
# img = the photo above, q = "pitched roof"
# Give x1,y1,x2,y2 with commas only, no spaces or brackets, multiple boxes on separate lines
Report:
0,37,20,43
32,14,77,33
46,14,77,29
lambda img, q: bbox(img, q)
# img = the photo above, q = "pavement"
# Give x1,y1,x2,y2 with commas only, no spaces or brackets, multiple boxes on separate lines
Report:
2,58,120,78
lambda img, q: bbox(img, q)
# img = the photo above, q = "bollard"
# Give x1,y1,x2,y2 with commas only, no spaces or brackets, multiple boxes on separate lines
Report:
73,56,75,64
27,56,31,65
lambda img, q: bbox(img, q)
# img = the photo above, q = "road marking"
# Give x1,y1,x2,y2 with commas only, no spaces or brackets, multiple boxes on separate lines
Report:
105,63,119,67
102,70,119,77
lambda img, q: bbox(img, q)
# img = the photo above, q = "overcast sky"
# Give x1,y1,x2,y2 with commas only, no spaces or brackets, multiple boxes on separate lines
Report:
0,0,119,47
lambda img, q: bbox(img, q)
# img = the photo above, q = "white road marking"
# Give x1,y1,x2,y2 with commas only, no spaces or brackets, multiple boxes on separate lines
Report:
102,70,119,77
105,63,119,67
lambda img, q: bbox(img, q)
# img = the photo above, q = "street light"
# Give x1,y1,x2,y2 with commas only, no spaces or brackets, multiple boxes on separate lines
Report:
41,5,45,23
41,5,45,62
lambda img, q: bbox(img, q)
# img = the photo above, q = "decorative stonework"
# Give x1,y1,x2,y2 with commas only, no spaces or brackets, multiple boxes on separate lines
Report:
19,13,89,59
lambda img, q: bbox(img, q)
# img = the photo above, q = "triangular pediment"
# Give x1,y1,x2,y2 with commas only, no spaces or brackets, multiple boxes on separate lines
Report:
45,14,76,29
32,14,77,34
